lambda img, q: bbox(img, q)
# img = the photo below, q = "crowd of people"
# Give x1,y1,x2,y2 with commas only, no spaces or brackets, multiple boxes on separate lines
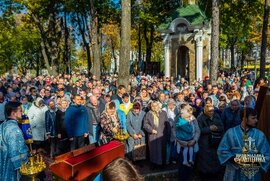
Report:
0,71,270,181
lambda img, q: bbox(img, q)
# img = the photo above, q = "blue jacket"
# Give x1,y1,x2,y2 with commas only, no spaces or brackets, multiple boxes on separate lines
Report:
175,117,193,141
64,104,88,138
117,109,127,132
221,107,241,131
126,110,146,137
113,99,127,132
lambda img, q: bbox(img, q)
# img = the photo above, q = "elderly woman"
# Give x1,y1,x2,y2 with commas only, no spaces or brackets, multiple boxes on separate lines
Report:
100,101,121,140
28,97,48,151
162,98,179,164
197,104,224,180
126,102,146,158
143,101,170,167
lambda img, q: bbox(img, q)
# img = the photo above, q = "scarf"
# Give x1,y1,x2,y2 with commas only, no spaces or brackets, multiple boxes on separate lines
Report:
151,111,159,128
123,101,130,110
167,108,176,119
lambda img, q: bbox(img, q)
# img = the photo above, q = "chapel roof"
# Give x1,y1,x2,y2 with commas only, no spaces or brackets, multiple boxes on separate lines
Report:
159,4,208,31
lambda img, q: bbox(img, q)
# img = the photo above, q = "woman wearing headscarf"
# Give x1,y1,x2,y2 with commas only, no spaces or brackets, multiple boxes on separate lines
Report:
119,93,133,115
28,97,48,151
100,101,121,140
162,98,179,164
126,102,146,158
143,101,170,167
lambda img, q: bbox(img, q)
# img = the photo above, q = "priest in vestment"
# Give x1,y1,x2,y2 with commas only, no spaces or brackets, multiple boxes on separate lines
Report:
217,108,270,181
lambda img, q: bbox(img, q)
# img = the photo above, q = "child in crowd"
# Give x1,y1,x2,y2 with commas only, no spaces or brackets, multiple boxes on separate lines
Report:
175,104,196,167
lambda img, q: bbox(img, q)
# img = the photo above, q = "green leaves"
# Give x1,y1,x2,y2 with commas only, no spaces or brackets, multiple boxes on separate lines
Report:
218,0,263,58
0,13,42,74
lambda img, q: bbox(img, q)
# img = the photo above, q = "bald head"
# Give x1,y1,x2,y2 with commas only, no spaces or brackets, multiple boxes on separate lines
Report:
90,95,98,107
92,88,101,98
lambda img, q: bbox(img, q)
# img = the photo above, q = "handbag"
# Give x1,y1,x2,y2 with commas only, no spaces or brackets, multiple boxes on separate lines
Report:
132,140,146,161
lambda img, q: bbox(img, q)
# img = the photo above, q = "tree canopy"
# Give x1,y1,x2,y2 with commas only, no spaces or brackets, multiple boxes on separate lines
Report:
0,0,268,76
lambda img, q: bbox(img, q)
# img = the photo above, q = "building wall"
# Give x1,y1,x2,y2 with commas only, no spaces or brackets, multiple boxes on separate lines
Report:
168,33,210,82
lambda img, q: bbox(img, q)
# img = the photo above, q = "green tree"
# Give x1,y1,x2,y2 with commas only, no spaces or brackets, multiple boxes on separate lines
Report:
0,17,16,73
102,23,120,74
14,16,43,75
218,0,263,69
65,0,93,75
137,0,180,63
17,0,64,75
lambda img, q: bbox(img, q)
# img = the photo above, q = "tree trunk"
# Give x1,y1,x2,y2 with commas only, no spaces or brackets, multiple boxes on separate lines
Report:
40,41,54,75
64,11,70,74
32,13,57,76
260,0,270,79
111,38,117,74
48,13,61,75
118,0,131,88
36,66,40,77
210,0,220,84
90,0,101,79
36,56,40,77
82,14,92,76
77,13,92,76
241,51,245,70
138,23,142,63
144,23,154,63
230,45,235,68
